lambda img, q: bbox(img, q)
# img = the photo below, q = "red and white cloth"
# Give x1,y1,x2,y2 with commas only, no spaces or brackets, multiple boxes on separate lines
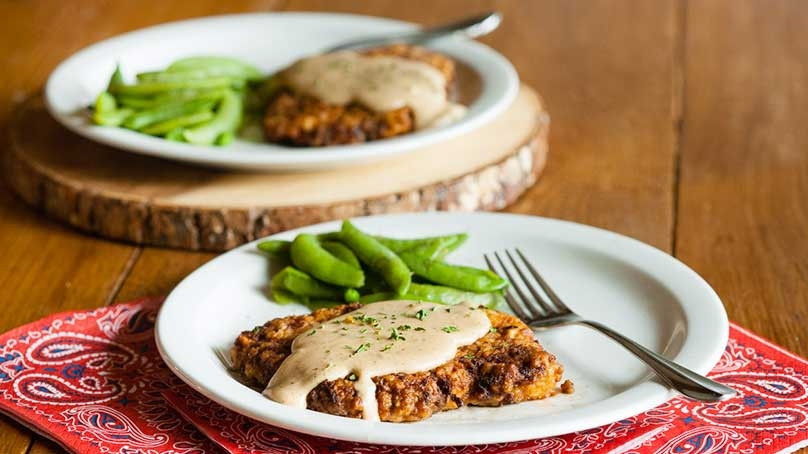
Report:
0,297,807,453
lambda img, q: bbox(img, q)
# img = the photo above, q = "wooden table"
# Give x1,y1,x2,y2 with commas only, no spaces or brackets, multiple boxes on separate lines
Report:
1,1,806,452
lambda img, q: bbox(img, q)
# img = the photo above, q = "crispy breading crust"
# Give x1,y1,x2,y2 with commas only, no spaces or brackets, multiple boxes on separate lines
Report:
263,44,456,147
231,303,568,422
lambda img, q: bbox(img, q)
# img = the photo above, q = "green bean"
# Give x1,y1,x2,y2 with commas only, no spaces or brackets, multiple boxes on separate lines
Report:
273,266,343,300
358,270,389,295
316,232,467,259
141,110,214,135
257,239,291,257
315,232,341,242
399,252,508,293
95,91,117,114
321,241,361,269
183,90,242,145
377,233,468,259
166,56,262,79
109,77,232,96
339,220,411,294
270,281,300,304
116,88,229,110
94,108,134,126
137,68,258,84
359,283,504,308
305,300,346,310
92,92,133,126
215,131,234,146
165,128,186,142
290,233,365,288
344,288,361,302
116,96,157,110
107,65,124,90
270,284,342,309
122,98,217,130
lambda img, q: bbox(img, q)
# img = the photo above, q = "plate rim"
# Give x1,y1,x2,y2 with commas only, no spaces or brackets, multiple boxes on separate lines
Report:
155,212,729,445
43,12,519,171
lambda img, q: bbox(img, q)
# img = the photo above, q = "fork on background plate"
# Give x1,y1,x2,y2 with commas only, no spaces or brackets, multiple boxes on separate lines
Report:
485,249,736,402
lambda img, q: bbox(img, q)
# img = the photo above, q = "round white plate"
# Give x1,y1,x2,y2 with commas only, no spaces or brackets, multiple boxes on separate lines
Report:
44,13,518,171
156,213,728,446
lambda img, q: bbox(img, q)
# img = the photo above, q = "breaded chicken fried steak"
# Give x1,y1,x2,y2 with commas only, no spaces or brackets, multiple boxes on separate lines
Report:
231,300,571,422
263,44,465,146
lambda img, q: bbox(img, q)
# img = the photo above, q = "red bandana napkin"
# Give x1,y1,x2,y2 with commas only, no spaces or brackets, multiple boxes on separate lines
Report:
0,297,807,454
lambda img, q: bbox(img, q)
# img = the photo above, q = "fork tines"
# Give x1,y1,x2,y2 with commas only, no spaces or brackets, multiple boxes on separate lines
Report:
484,249,571,321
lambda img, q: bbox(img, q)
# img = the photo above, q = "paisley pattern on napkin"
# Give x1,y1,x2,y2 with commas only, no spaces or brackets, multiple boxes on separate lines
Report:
0,297,807,454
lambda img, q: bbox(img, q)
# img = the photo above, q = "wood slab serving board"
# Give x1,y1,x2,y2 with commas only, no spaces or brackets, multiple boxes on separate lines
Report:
3,85,548,251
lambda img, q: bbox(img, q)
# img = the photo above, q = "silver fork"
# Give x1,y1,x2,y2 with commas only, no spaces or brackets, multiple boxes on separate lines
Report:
325,12,501,52
484,249,736,402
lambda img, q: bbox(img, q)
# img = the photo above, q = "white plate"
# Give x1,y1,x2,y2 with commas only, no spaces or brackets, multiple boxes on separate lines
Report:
44,13,518,171
156,213,728,445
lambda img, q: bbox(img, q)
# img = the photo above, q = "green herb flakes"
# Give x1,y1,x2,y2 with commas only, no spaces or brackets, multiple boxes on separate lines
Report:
352,343,371,355
389,327,406,341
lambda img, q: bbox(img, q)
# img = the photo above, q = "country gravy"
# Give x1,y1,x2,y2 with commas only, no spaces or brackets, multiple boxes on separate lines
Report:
283,51,467,129
264,300,490,420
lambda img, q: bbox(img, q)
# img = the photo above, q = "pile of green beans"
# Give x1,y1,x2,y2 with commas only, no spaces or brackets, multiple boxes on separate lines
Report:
91,57,264,146
257,220,509,309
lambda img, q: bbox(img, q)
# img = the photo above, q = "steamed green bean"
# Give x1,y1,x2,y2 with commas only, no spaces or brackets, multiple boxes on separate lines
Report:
182,90,242,145
290,234,365,288
339,220,411,295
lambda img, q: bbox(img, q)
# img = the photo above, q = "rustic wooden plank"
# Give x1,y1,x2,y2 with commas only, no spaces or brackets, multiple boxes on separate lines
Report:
25,439,63,454
114,249,215,303
0,181,137,454
285,0,681,251
0,419,31,454
0,2,286,453
677,1,808,359
5,87,548,251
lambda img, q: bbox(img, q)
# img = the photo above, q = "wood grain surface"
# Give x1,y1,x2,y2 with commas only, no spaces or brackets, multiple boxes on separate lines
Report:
1,1,806,453
4,86,548,251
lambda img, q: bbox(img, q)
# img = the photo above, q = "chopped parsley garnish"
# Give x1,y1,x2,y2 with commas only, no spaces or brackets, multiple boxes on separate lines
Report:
489,327,498,333
381,344,393,352
445,308,451,313
389,327,406,341
360,328,367,334
413,327,426,331
355,313,378,325
347,373,357,381
397,324,412,331
414,309,429,320
442,326,459,333
352,343,371,355
307,329,317,336
463,354,475,360
251,326,262,334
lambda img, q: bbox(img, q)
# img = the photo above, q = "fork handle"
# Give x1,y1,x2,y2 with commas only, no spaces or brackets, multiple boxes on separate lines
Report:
577,319,735,402
326,12,501,52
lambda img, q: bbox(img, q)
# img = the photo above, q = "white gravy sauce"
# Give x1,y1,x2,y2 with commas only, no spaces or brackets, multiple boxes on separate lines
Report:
283,51,467,129
264,300,490,421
